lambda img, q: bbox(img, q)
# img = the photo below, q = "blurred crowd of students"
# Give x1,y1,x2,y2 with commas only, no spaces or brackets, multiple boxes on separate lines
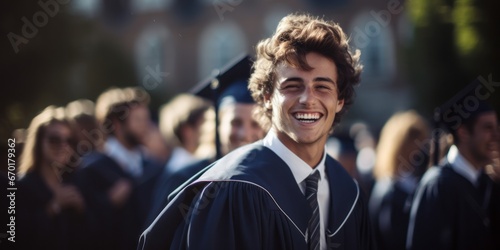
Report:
5,59,270,249
3,69,500,249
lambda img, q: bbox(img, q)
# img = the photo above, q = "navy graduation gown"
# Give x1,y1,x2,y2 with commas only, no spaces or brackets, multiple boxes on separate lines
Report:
139,142,373,250
17,172,89,250
406,165,497,250
490,179,500,250
146,159,213,226
76,152,163,250
369,179,415,250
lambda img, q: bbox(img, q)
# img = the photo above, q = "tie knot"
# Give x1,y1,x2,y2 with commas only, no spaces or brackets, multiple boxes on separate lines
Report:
305,171,321,191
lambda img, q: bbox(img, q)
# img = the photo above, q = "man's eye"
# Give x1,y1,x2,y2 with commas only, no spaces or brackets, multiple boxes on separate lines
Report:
231,119,243,127
283,85,299,90
317,85,331,90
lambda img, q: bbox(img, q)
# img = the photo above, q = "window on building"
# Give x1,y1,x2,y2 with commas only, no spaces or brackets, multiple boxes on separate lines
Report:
71,0,101,17
198,22,247,79
349,12,396,85
131,0,172,12
135,25,174,92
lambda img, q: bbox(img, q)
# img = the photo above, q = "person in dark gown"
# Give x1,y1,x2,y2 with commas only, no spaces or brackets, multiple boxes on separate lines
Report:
368,111,431,250
146,59,266,225
140,13,373,250
159,94,211,174
75,87,162,250
17,106,88,250
406,99,499,250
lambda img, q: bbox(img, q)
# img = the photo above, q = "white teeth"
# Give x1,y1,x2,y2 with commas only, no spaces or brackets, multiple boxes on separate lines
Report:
301,119,315,123
295,113,320,120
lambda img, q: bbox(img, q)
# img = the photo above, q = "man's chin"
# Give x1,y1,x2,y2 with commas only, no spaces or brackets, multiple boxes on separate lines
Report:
125,135,142,148
480,157,494,167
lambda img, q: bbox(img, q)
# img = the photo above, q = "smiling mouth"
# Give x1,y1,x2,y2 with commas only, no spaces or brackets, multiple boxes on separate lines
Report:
293,112,322,123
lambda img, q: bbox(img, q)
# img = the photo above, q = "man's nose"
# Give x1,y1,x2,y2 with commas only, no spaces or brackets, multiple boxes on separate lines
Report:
299,86,316,106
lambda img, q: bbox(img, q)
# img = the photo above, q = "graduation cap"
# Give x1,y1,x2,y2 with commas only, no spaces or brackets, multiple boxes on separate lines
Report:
189,53,255,159
432,79,495,165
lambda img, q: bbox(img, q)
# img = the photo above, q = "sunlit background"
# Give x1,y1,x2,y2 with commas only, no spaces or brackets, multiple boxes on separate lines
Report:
1,0,499,143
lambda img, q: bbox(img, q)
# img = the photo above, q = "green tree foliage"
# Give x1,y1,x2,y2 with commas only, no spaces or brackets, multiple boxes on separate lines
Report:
405,0,499,112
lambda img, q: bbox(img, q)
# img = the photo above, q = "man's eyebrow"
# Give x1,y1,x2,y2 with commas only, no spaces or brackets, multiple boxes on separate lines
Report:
483,121,497,127
314,77,336,84
280,77,303,84
279,76,337,85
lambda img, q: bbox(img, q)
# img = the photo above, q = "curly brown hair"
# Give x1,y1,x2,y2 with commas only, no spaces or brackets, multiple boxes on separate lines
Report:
248,13,362,131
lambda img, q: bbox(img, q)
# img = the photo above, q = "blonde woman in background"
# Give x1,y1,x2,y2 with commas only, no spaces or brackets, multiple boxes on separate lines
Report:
369,110,431,250
17,106,87,250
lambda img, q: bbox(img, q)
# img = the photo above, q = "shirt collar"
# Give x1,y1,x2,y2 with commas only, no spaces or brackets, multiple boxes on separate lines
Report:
166,147,198,171
447,145,480,185
262,130,327,185
105,136,143,177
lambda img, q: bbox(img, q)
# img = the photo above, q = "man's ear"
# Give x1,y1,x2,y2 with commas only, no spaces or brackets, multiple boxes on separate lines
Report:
264,93,272,110
112,117,124,134
180,125,191,139
336,99,345,113
457,125,471,142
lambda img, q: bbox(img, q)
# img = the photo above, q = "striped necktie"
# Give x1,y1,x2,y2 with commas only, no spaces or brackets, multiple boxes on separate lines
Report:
305,171,321,250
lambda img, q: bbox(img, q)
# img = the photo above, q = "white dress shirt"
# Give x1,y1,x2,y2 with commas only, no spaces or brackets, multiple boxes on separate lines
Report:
263,130,330,250
165,147,198,172
104,137,143,177
446,145,480,186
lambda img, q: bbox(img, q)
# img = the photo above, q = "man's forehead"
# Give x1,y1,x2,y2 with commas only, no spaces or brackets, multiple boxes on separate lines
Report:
475,112,498,126
219,102,256,115
129,104,149,112
275,54,337,77
456,112,497,135
46,122,70,132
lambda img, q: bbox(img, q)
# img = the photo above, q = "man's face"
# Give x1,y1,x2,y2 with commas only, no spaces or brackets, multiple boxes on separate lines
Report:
266,52,344,153
465,112,499,165
122,105,151,147
218,103,265,156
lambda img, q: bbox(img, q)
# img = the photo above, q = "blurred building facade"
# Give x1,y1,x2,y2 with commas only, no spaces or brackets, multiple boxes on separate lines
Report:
71,0,413,129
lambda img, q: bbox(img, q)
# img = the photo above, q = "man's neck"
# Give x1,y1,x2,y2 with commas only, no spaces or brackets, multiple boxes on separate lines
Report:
113,134,135,151
276,133,325,168
456,144,486,171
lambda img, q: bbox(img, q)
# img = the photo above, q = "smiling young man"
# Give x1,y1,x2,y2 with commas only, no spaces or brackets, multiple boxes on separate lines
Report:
264,52,344,167
406,100,499,250
139,14,373,250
